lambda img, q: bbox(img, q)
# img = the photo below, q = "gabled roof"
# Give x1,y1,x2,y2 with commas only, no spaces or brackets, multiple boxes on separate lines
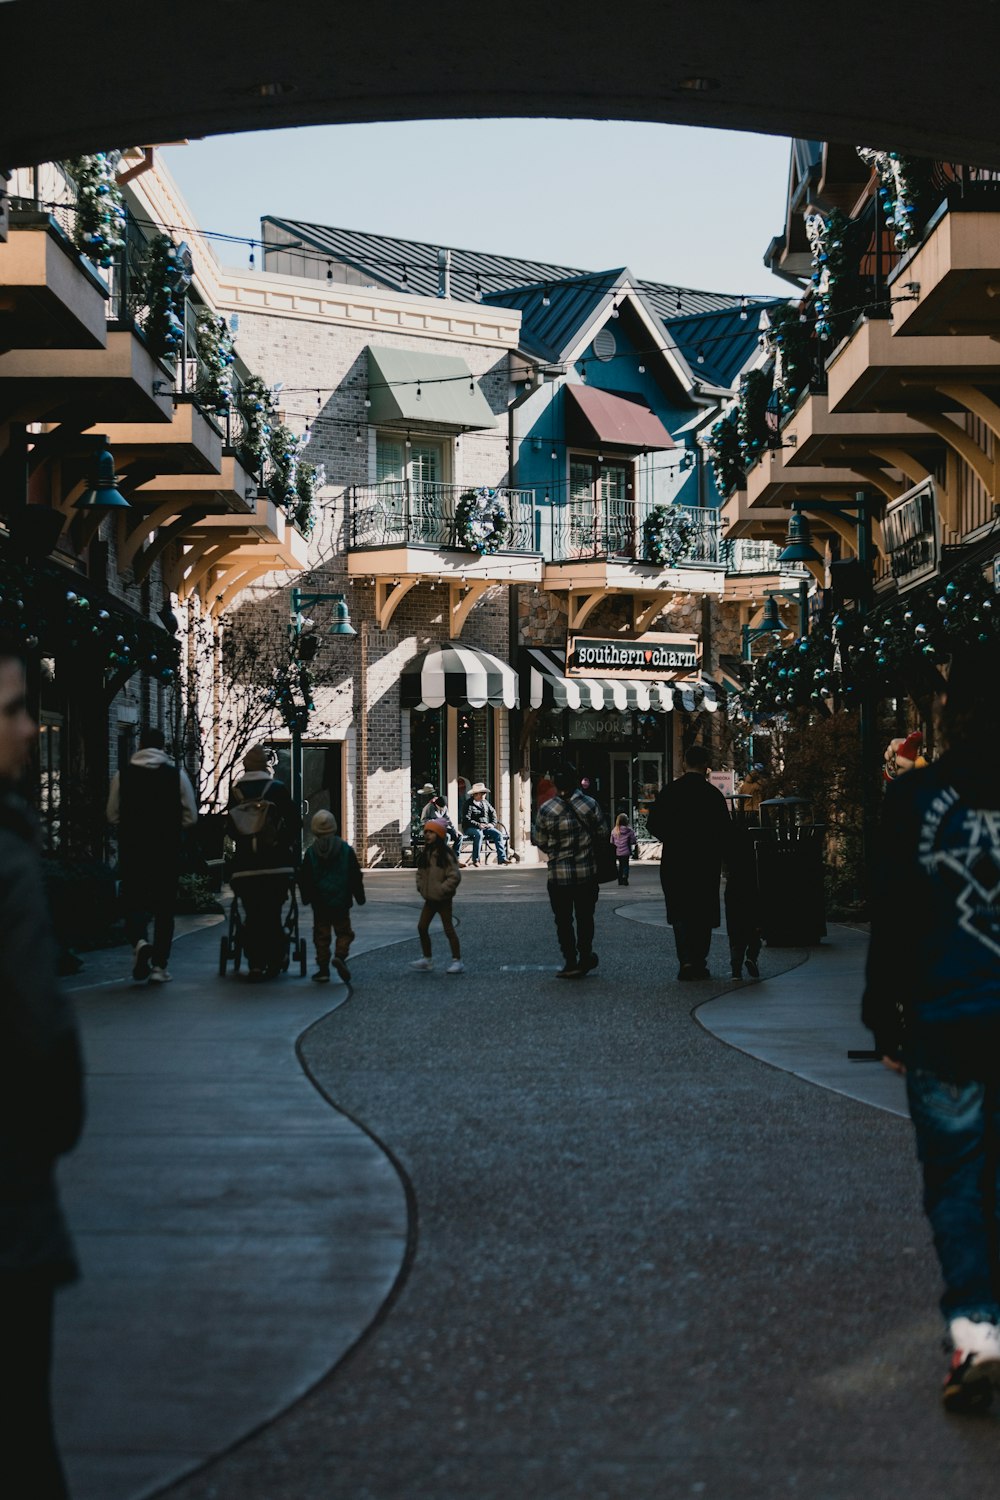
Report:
662,300,785,392
482,268,629,363
261,216,742,318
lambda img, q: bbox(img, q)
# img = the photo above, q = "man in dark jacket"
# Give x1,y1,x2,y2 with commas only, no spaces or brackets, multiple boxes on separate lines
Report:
646,743,731,980
864,643,1000,1413
107,727,197,984
0,637,84,1497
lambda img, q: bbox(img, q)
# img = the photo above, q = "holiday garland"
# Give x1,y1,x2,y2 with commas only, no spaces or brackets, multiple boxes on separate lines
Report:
65,153,125,269
141,235,190,359
706,408,744,497
805,208,864,345
267,422,301,507
194,312,235,412
0,557,179,685
737,367,773,470
233,375,276,475
740,558,1000,718
762,303,815,419
857,148,937,251
293,459,325,538
456,488,511,554
642,505,697,566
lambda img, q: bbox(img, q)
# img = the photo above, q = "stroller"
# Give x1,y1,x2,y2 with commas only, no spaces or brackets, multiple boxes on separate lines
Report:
219,876,308,978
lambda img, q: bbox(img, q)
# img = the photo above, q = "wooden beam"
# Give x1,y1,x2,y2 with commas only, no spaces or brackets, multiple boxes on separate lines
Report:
449,579,490,636
803,507,858,556
567,589,608,631
935,382,1000,447
911,409,994,496
180,539,246,599
116,499,180,573
208,561,280,618
633,593,667,634
133,509,209,584
374,577,418,630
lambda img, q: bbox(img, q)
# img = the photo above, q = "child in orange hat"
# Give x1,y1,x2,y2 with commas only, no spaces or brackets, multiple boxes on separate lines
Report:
412,819,463,974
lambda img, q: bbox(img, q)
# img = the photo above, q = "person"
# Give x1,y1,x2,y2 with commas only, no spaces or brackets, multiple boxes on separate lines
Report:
107,726,198,985
430,795,463,857
463,782,506,866
534,762,609,979
0,635,85,1498
646,744,731,980
725,797,762,980
416,782,438,825
863,643,1000,1413
611,813,638,886
228,745,300,980
298,810,365,984
412,819,463,973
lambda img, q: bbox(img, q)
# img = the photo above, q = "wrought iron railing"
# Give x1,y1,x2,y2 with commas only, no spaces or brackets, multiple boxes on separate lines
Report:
721,538,800,574
545,499,722,566
349,482,537,552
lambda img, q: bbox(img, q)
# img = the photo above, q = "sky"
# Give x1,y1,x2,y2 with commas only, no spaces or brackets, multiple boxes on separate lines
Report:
160,120,794,301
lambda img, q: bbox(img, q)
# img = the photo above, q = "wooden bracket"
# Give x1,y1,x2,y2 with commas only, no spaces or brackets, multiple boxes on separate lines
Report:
133,509,209,584
449,579,490,636
633,593,666,635
567,589,608,632
180,539,246,600
374,577,418,630
208,561,280,617
116,500,180,574
911,409,993,497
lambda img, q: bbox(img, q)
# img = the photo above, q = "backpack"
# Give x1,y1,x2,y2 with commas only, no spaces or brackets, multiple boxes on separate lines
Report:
229,780,284,856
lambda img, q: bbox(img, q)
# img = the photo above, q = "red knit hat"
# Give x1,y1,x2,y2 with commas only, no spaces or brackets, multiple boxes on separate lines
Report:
424,818,448,839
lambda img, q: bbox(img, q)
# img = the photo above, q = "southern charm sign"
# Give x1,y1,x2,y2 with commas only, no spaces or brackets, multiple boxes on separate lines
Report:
567,632,700,678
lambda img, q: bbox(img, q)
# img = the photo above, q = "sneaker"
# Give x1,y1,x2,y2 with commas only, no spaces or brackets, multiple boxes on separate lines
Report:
410,957,433,971
745,957,760,979
148,967,172,984
556,963,582,978
580,952,599,973
132,941,153,982
446,960,465,974
731,966,743,980
333,956,351,983
944,1319,1000,1412
312,967,330,984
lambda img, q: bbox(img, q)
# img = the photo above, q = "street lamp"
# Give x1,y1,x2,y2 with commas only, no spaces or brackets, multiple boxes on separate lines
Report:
742,585,809,661
286,587,356,836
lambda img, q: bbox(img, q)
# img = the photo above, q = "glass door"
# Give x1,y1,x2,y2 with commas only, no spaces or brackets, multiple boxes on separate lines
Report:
608,751,663,841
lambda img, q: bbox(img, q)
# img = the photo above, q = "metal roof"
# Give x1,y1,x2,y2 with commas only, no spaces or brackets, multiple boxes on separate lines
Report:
662,301,784,391
261,216,742,318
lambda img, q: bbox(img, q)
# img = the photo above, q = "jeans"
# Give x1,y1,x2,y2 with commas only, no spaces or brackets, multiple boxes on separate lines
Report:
617,856,630,885
468,826,505,864
547,879,598,966
123,894,175,969
906,1063,1000,1324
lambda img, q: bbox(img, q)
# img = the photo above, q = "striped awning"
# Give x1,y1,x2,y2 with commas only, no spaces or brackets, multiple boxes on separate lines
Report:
400,641,519,710
522,648,722,714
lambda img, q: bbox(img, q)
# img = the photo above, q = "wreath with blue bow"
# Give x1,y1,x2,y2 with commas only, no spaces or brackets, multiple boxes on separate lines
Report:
642,505,696,567
456,487,511,555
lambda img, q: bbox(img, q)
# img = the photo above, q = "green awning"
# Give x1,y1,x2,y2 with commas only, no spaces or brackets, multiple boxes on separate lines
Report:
366,346,497,430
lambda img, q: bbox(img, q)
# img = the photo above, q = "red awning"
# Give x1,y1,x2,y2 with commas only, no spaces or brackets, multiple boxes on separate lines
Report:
565,385,676,451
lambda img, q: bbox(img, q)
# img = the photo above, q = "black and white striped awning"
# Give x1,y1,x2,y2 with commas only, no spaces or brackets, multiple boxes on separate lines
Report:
522,647,722,714
400,641,519,711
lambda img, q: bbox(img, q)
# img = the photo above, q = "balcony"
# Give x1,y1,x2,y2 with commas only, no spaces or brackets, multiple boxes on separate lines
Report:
889,168,1000,338
826,316,1000,415
0,214,108,351
545,498,721,567
347,481,542,633
0,329,174,426
174,498,310,615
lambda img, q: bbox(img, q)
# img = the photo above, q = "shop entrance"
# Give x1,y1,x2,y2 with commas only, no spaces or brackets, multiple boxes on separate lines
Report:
609,751,664,840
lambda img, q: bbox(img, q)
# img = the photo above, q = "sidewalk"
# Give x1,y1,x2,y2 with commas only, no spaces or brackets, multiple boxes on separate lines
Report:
54,872,953,1500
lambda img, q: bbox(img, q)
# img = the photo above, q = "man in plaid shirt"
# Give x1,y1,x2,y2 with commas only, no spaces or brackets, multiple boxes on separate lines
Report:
534,763,609,978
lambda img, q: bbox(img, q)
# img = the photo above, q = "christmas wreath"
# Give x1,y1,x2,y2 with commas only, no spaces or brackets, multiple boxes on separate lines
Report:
642,505,696,567
456,488,510,554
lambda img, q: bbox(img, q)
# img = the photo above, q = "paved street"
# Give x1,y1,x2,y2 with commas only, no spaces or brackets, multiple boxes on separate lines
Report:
55,866,998,1500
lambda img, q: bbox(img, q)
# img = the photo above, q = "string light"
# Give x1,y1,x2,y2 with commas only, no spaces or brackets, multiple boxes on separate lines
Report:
401,264,408,286
327,261,334,282
697,347,706,364
638,361,646,374
474,273,482,302
610,299,620,319
541,287,551,307
739,296,749,320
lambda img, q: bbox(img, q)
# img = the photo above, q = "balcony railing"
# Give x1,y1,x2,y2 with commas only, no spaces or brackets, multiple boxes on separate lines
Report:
721,538,794,574
545,499,723,566
349,482,537,552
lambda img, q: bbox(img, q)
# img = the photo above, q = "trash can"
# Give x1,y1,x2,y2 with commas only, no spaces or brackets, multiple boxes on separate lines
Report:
754,796,827,946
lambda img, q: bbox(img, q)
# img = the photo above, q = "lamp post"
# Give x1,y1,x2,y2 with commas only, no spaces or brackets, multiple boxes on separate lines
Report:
741,584,810,662
286,588,356,838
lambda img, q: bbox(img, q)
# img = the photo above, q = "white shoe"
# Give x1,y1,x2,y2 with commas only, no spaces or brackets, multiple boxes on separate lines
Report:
410,957,433,971
446,960,465,974
944,1318,1000,1410
949,1317,1000,1362
148,967,172,984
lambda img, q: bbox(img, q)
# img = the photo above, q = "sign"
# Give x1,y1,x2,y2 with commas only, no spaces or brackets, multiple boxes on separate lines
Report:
883,479,939,593
709,769,736,797
566,632,700,678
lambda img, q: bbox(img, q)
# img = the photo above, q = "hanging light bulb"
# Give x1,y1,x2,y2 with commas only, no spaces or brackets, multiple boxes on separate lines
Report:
610,299,619,319
405,432,412,449
401,263,408,286
675,293,683,313
416,382,422,402
697,347,706,364
355,426,362,443
739,295,748,320
326,261,334,282
474,273,483,302
248,244,256,270
550,448,557,461
638,361,646,374
541,286,551,308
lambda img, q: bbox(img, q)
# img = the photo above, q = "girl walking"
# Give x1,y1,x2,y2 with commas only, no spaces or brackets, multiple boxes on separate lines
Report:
412,819,464,973
611,813,639,885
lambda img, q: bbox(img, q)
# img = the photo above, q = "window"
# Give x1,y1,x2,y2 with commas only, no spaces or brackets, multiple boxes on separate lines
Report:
376,433,448,489
376,433,451,545
568,455,634,558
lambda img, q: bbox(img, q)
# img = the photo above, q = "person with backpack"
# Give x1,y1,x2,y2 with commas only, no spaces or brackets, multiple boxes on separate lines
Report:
107,726,197,985
227,745,300,980
611,813,639,885
412,819,464,973
298,810,366,983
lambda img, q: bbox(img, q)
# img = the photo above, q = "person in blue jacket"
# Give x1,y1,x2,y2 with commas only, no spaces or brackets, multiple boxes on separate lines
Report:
864,642,1000,1413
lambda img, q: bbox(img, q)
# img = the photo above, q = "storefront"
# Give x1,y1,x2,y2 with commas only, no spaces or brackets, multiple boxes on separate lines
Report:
521,645,722,840
401,641,517,843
